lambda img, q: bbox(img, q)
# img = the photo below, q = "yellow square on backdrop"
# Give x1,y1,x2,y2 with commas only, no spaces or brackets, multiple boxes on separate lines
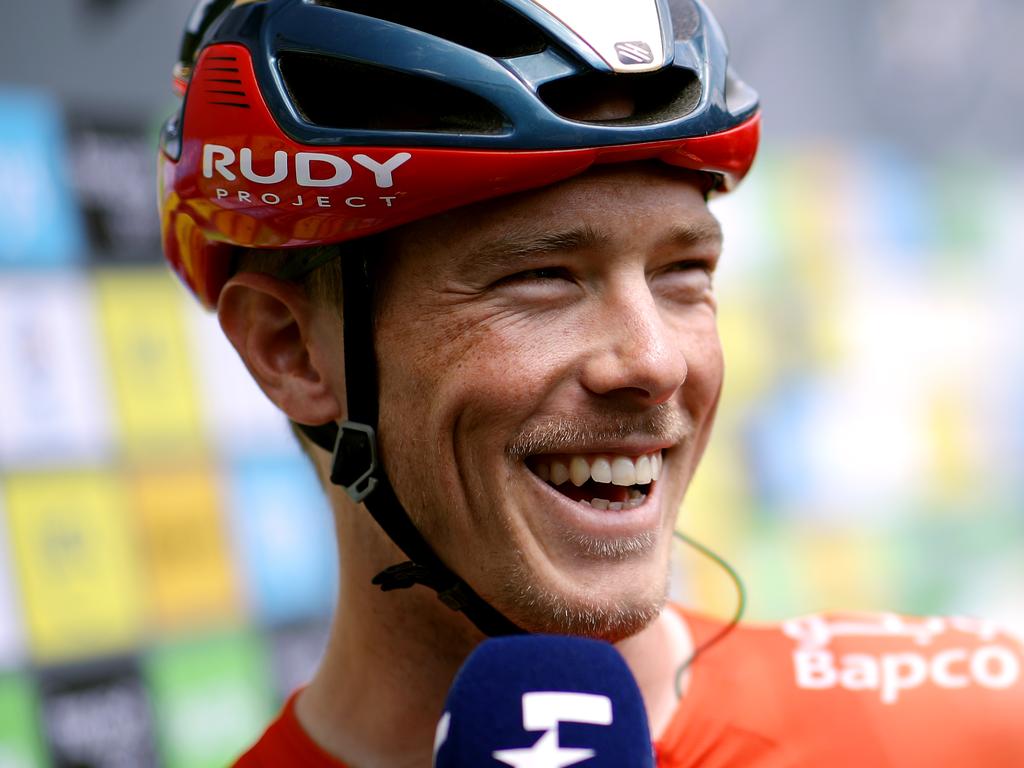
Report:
799,530,892,614
131,467,241,632
5,472,143,662
677,433,753,618
94,269,203,455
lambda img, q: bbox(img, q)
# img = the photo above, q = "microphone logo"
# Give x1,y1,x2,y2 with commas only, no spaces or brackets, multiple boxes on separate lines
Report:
491,692,613,768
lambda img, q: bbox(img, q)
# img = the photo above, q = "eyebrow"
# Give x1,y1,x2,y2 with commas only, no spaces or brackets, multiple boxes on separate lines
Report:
464,218,723,270
665,218,724,249
466,224,609,270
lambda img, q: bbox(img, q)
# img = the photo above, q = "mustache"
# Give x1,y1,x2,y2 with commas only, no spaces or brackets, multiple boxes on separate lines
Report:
507,404,692,457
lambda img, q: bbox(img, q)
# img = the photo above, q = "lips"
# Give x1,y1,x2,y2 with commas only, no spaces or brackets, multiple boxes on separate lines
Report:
527,451,662,511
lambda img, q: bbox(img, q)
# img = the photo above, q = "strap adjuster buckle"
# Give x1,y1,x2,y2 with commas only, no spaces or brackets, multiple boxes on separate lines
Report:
330,421,379,502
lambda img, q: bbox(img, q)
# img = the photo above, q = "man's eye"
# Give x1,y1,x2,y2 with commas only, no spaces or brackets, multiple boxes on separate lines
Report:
657,259,715,298
668,259,714,282
670,259,713,275
499,267,573,284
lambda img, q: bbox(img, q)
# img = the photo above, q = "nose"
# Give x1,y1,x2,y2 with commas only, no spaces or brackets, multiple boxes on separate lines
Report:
580,280,688,406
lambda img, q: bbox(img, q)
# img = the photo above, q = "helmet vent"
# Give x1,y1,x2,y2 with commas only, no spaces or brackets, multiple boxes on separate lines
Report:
538,68,700,126
195,53,252,109
280,52,511,134
311,0,548,58
667,0,701,41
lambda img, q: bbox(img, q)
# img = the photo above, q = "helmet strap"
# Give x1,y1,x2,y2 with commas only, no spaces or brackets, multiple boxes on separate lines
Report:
294,255,524,638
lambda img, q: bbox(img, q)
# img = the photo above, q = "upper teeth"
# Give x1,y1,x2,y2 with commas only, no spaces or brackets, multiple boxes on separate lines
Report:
534,452,662,487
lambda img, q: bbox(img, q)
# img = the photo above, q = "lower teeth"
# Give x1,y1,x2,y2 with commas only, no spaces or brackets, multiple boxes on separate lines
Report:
581,493,646,511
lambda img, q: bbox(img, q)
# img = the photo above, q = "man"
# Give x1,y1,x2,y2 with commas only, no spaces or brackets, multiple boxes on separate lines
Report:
160,0,1024,765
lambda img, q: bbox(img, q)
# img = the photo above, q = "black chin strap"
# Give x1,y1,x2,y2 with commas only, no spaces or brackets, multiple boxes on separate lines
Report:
296,256,524,638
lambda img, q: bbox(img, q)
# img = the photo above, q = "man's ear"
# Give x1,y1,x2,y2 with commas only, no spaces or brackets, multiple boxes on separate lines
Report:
217,272,344,427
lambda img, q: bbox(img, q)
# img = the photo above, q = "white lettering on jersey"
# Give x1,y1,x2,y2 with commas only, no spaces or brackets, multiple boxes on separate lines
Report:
782,613,1000,651
972,646,1021,689
785,612,1023,704
794,645,1021,704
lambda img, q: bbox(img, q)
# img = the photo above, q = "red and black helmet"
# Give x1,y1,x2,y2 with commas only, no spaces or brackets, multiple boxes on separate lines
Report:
160,0,759,308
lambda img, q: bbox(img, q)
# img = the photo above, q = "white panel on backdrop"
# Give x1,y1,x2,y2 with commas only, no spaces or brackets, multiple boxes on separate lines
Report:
0,273,112,466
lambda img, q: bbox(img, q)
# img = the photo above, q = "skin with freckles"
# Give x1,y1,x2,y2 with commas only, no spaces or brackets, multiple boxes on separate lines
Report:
217,163,722,766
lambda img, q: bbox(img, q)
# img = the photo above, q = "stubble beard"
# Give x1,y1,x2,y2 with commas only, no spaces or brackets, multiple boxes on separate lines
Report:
390,403,691,641
494,495,673,643
497,553,670,643
495,403,689,642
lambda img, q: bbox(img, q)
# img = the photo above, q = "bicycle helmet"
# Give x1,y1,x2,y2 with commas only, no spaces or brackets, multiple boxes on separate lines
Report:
159,0,760,636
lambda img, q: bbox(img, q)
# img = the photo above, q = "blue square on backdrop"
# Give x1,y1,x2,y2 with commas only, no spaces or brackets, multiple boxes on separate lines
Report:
0,89,84,267
228,454,338,625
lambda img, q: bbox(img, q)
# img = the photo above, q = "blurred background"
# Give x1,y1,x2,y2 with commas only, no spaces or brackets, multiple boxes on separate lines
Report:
0,0,1021,765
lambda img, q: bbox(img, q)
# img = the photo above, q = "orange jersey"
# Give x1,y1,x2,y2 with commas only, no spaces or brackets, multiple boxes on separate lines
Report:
658,610,1024,767
236,609,1024,767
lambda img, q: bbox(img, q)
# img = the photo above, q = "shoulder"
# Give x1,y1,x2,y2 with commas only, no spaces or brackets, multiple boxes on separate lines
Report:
661,609,1024,768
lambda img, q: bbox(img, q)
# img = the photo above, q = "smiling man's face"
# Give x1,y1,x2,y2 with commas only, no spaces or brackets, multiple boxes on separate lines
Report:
373,163,724,641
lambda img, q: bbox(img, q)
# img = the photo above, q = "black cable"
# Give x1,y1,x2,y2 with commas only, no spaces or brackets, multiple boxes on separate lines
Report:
672,529,746,699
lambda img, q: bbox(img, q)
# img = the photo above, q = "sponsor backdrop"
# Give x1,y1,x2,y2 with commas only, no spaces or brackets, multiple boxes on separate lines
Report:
1,0,1022,764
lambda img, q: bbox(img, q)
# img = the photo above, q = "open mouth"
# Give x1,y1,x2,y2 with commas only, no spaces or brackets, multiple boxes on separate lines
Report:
526,451,662,511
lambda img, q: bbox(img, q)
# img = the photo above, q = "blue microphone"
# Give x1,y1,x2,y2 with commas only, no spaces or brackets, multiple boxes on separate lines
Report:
433,635,655,767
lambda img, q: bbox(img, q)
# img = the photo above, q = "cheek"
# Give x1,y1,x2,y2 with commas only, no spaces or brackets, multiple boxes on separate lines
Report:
374,309,566,494
383,299,571,418
680,320,724,421
374,317,575,554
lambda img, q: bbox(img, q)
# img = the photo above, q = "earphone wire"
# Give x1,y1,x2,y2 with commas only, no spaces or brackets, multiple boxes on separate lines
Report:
672,529,746,699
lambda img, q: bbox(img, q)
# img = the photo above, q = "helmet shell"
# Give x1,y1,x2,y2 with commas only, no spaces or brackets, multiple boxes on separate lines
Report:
160,0,760,308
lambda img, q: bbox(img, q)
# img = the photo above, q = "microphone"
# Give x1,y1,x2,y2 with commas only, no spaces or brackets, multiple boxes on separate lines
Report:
433,635,655,767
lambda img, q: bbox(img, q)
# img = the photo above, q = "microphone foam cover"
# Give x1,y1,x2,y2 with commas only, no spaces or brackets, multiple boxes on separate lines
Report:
434,634,655,767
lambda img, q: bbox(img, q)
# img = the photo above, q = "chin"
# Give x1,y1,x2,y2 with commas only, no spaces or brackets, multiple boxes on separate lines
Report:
496,560,669,643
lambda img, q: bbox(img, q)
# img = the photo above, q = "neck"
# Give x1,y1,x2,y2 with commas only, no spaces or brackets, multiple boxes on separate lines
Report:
299,592,476,766
617,603,695,737
296,490,693,766
298,493,487,767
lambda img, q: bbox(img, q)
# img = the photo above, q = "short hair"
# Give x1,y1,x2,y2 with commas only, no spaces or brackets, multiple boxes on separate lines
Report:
233,243,345,309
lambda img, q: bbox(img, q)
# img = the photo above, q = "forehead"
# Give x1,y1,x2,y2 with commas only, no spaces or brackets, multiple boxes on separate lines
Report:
388,163,719,265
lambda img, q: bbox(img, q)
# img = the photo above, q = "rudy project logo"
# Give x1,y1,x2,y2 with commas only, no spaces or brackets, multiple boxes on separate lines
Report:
201,145,411,189
614,41,654,65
